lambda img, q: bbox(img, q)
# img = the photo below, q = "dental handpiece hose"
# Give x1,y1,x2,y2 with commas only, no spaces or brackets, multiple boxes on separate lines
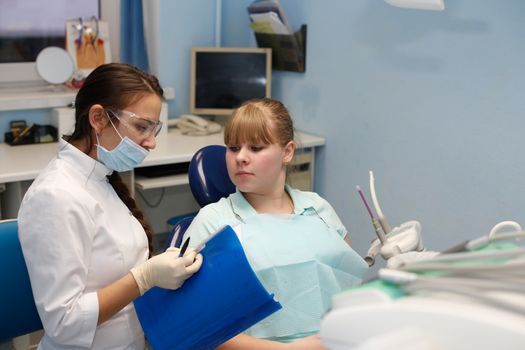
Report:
372,218,387,244
357,185,388,245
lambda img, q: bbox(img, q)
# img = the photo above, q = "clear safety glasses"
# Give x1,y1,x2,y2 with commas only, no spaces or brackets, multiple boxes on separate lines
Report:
107,109,163,138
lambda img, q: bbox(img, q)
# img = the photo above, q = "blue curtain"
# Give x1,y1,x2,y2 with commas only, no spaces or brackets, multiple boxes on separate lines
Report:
120,0,149,71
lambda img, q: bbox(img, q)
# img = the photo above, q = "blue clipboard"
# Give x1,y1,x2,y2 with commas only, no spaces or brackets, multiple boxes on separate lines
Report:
134,225,282,350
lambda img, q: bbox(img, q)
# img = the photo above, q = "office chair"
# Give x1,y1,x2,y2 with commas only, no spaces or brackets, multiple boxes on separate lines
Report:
164,145,235,249
0,219,43,342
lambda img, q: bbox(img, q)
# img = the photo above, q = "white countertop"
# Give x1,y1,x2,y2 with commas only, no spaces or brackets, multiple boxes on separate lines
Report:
0,129,325,184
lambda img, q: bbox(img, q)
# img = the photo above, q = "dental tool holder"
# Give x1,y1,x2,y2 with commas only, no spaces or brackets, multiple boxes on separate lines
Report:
365,221,423,266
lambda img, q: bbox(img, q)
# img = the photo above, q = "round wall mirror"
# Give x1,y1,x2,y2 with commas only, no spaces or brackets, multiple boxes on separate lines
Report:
36,47,74,84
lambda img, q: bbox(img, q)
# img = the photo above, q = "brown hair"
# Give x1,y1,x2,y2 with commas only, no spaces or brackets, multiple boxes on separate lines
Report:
224,98,294,147
67,63,164,255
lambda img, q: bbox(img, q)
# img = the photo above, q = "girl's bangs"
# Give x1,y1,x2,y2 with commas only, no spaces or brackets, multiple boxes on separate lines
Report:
225,108,277,145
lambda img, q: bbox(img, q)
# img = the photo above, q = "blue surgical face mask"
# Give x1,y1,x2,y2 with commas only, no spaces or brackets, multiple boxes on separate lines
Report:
96,115,149,172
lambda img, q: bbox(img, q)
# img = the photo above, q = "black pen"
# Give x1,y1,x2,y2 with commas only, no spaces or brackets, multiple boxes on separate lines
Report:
178,237,191,257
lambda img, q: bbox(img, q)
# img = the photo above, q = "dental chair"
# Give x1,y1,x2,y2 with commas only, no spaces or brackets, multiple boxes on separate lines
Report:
0,219,43,342
164,145,235,249
164,215,194,249
188,145,235,208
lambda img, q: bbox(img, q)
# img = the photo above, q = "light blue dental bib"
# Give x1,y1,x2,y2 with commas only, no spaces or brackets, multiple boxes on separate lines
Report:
241,212,368,340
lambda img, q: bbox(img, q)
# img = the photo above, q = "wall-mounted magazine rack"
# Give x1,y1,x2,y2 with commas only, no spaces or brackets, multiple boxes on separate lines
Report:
254,25,307,73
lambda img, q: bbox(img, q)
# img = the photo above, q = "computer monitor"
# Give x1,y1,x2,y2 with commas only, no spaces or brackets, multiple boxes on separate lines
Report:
189,47,272,116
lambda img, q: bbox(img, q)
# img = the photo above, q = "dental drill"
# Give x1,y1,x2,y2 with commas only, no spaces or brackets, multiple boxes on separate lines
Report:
357,171,424,266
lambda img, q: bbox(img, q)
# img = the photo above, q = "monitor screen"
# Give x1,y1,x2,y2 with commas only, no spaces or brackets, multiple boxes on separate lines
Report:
189,47,272,116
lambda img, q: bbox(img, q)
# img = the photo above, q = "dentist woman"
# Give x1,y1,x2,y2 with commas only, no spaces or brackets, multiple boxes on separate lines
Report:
18,63,202,349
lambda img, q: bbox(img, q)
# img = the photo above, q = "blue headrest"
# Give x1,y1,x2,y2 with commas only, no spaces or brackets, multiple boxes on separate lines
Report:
0,220,43,341
188,145,236,207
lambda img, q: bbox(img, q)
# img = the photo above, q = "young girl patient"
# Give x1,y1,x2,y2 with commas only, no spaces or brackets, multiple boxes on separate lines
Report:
184,98,368,350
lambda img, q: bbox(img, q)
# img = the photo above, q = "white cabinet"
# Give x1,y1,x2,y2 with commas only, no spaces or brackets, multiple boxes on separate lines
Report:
0,85,76,112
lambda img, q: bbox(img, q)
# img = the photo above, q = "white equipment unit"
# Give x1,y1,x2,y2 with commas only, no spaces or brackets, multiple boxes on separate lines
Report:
321,287,525,350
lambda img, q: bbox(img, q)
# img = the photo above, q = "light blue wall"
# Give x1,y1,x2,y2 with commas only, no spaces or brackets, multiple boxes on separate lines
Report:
219,0,525,258
157,0,218,118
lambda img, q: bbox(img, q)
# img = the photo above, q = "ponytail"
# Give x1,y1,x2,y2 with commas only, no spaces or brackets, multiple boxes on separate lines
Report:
107,172,154,256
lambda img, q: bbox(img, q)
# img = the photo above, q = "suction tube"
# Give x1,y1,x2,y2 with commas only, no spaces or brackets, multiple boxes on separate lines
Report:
369,171,392,234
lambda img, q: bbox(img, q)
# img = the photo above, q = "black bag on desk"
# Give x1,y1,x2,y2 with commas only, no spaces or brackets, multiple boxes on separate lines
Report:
5,124,58,146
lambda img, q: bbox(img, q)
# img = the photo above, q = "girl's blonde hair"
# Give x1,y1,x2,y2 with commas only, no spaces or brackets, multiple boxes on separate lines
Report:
224,98,294,147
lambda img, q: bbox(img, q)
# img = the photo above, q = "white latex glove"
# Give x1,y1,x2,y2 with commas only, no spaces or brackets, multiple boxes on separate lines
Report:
131,247,203,295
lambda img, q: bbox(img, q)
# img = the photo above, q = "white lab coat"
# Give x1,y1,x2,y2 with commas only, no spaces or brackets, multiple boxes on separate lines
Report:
18,139,149,350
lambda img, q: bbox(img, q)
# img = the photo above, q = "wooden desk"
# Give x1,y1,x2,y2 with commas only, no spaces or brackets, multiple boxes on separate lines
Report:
0,129,325,219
